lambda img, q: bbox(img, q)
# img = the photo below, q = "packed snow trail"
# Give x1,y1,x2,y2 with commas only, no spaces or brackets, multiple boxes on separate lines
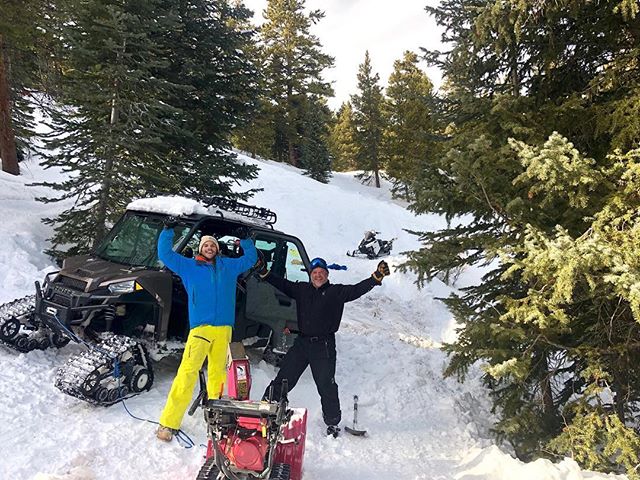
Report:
0,156,626,480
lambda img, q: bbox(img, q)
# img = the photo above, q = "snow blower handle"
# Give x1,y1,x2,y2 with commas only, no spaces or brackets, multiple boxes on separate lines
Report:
187,370,207,416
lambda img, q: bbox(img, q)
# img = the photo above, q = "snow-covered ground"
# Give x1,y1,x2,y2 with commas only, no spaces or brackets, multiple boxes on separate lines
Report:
0,154,626,480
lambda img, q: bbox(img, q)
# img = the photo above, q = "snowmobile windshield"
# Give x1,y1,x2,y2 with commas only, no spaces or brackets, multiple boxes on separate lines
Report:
95,213,183,268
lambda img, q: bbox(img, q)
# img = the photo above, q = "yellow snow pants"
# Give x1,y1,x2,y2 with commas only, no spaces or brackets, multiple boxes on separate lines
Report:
159,324,232,430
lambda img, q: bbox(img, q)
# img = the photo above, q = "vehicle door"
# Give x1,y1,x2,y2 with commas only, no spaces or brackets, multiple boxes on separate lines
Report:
243,233,309,353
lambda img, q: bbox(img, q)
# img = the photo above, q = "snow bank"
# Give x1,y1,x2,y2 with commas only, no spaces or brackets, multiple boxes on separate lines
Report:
0,160,68,304
0,153,628,480
455,446,626,480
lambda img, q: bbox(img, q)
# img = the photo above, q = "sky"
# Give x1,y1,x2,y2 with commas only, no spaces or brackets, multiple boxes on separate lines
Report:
242,0,444,110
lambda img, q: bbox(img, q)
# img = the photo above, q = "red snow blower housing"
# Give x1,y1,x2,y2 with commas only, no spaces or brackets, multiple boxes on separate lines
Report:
196,343,308,480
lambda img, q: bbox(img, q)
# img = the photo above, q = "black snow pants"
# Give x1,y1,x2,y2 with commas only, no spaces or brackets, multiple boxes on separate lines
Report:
263,334,341,426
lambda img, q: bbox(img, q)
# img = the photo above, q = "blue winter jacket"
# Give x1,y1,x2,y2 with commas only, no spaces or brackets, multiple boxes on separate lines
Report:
157,228,257,330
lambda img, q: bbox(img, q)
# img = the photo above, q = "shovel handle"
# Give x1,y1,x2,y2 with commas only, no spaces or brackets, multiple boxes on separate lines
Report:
353,395,359,427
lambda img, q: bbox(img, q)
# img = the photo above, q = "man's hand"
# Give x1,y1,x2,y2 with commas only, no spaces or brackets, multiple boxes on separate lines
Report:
254,256,269,278
372,260,390,283
163,216,178,229
232,225,251,239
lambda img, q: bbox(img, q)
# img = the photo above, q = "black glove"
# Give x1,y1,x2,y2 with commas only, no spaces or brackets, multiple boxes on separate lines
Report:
372,260,390,283
232,225,251,239
256,258,269,278
163,216,178,229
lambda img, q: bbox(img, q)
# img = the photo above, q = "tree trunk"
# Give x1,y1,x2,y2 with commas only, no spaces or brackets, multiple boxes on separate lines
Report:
374,168,381,188
0,35,19,176
612,367,628,423
93,156,114,248
288,141,298,167
285,74,298,167
93,83,120,247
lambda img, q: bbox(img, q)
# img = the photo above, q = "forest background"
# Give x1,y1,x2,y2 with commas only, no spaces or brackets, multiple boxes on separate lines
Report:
2,0,640,476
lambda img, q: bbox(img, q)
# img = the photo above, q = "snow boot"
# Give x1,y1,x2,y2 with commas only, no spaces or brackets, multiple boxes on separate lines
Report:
326,425,340,438
156,425,174,442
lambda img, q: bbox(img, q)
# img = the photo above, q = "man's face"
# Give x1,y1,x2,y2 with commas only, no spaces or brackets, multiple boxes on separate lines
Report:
310,267,329,288
200,240,218,260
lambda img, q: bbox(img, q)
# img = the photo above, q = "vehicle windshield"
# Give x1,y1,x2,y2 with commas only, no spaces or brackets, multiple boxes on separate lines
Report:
95,213,190,268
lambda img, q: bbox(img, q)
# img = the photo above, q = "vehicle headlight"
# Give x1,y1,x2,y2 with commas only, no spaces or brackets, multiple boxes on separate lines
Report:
106,280,142,294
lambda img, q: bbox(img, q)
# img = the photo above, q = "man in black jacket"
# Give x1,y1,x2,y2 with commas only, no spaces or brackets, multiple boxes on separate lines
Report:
259,256,390,437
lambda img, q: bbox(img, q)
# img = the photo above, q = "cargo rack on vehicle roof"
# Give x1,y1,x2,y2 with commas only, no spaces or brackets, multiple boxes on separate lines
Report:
204,196,278,226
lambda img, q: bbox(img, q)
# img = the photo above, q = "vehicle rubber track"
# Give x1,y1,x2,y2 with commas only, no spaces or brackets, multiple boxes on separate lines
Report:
55,333,154,406
196,457,222,480
195,459,290,480
0,295,67,353
269,464,291,480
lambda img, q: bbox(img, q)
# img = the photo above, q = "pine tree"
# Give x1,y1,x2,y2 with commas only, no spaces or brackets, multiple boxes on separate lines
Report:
498,138,640,477
351,51,385,188
259,0,334,166
329,101,358,171
383,51,436,200
233,98,276,159
154,0,260,197
299,97,331,182
403,1,640,473
0,0,52,175
39,0,259,257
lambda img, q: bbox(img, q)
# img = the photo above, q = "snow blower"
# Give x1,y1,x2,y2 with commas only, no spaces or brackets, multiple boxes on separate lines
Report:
195,343,308,480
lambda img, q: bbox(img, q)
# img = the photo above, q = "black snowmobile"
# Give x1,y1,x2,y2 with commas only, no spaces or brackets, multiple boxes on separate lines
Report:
347,231,395,259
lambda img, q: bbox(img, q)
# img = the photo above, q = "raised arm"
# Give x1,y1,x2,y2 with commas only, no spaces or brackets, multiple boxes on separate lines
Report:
336,260,391,302
157,228,192,277
260,270,299,299
226,238,258,276
335,277,379,302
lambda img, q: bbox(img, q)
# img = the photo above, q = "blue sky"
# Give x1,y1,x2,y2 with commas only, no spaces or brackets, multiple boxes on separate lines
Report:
242,0,443,109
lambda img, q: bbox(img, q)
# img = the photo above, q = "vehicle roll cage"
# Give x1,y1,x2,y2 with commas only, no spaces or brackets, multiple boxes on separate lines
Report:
204,196,277,227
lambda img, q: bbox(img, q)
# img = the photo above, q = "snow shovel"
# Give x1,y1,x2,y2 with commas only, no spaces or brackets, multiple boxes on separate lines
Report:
344,395,367,436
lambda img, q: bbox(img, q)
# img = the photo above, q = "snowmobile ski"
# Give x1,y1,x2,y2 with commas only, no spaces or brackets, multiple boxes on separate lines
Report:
344,395,367,436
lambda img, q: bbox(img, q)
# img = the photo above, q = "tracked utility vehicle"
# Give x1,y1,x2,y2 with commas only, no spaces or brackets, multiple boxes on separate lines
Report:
0,196,310,405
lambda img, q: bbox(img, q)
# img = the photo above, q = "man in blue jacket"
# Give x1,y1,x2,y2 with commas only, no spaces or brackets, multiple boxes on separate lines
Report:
156,217,257,442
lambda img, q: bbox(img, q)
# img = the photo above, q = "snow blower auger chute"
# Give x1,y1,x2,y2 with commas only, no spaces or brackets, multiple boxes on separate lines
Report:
195,342,308,480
